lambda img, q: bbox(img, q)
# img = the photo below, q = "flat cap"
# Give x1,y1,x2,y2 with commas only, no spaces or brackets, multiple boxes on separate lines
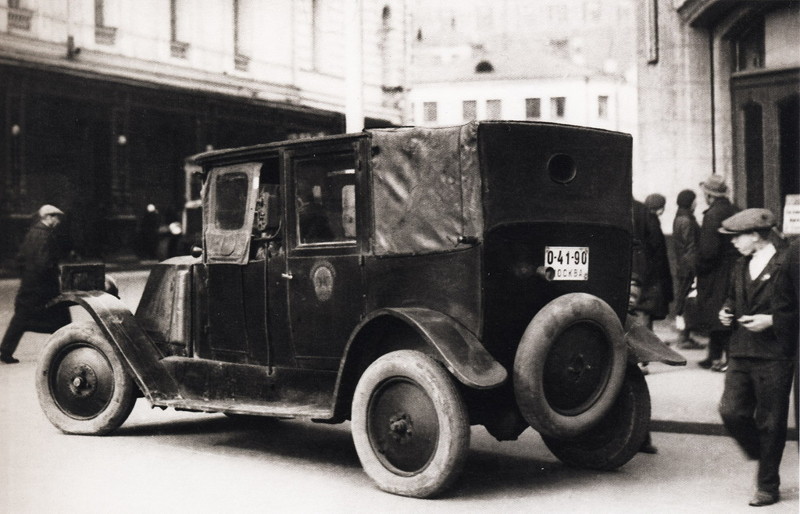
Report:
719,208,776,234
700,174,728,197
38,204,64,217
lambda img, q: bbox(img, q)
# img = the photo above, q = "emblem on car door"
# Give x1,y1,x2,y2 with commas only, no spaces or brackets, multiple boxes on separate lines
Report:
311,261,336,301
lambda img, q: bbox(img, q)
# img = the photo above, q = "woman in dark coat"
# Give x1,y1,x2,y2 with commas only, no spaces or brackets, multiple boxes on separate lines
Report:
672,189,701,348
695,175,739,370
638,194,674,322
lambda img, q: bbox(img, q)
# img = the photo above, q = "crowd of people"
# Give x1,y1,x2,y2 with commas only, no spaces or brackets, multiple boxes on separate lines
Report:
634,175,798,507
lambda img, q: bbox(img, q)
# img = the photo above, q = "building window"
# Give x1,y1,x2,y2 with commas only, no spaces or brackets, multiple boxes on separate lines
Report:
525,98,541,119
8,0,33,31
170,0,190,58
475,60,494,73
551,97,566,118
732,16,765,72
233,0,251,71
94,0,117,45
423,102,438,123
486,99,502,120
463,100,477,121
597,96,608,119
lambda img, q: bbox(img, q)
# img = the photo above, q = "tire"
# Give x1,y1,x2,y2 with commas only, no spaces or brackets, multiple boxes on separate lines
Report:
513,293,627,439
36,322,137,435
541,365,651,470
351,350,470,498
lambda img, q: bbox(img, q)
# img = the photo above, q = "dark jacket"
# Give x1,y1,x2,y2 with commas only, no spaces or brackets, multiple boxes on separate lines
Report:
696,197,739,332
672,207,700,279
632,200,673,319
771,238,799,353
723,247,796,360
15,221,63,312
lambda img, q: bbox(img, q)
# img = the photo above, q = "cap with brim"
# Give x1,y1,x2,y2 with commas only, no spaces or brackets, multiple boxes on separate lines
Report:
700,174,728,197
38,204,64,217
719,208,776,234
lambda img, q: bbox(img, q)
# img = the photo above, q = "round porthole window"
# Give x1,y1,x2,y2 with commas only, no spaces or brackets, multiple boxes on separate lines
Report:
548,154,577,184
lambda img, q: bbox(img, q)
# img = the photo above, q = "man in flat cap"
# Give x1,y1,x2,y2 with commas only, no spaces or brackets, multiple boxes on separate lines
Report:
717,208,796,507
0,205,71,364
696,175,740,371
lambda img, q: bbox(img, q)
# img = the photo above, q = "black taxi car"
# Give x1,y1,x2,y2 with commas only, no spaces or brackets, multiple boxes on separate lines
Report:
36,121,684,498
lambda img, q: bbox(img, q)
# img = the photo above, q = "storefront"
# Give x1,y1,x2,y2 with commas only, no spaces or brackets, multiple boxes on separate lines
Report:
0,63,346,261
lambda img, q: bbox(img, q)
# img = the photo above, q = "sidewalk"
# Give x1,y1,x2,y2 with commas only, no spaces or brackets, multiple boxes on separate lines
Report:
648,319,798,439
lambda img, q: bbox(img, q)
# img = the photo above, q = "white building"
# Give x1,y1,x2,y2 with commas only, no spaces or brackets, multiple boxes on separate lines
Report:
0,0,410,259
409,42,637,138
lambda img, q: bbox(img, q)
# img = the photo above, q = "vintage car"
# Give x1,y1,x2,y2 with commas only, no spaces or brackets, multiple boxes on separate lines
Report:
36,121,685,498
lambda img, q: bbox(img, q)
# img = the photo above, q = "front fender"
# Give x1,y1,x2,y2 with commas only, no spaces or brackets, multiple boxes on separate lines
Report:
343,307,507,389
624,324,686,365
53,291,182,402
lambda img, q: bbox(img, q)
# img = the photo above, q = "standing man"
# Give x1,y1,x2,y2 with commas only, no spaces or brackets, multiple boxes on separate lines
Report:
717,209,796,507
0,205,71,364
672,189,702,348
696,175,739,371
638,193,674,325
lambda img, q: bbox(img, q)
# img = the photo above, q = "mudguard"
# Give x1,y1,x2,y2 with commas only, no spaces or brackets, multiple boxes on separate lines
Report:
624,324,686,365
342,307,508,389
53,291,182,402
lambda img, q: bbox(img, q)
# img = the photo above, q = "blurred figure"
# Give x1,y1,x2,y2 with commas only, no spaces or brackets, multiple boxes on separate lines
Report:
138,203,160,260
0,205,71,364
696,175,739,372
157,208,183,260
717,209,796,507
672,189,703,349
637,194,674,326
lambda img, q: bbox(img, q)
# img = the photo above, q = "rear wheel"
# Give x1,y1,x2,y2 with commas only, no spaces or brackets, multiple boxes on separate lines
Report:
541,365,651,470
36,323,137,435
514,293,627,439
351,350,470,498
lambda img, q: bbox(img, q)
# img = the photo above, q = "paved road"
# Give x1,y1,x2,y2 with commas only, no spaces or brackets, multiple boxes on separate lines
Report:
0,271,797,513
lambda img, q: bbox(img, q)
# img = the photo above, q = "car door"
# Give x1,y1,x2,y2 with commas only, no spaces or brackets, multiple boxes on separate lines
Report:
284,140,366,369
200,163,268,364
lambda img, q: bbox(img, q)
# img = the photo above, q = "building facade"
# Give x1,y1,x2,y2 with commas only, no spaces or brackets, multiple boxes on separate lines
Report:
408,42,636,137
637,0,799,228
1,0,410,260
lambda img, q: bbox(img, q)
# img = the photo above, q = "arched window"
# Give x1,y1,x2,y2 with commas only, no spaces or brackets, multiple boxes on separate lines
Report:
475,61,494,73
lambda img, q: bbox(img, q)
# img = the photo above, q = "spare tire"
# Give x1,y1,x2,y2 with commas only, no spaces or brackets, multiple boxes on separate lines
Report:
513,293,627,439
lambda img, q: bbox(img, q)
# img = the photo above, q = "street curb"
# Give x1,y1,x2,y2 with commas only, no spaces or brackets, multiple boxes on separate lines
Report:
651,419,799,441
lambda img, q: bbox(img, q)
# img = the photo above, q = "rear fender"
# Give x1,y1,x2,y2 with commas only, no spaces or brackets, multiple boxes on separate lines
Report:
340,307,507,390
624,324,686,365
54,291,181,402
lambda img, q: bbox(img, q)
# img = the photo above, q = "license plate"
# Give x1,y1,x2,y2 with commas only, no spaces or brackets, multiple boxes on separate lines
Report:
544,246,589,281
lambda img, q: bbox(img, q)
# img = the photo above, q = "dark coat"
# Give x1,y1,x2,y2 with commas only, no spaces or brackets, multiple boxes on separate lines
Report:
672,207,700,280
14,221,70,331
631,201,673,319
771,238,799,353
696,197,739,332
723,247,796,360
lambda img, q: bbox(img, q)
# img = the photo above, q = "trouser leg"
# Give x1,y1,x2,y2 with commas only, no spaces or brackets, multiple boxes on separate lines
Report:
752,360,794,494
0,312,28,358
719,358,760,459
707,330,728,361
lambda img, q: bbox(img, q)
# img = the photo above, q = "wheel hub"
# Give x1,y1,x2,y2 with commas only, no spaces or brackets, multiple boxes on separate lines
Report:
68,365,98,398
388,413,413,443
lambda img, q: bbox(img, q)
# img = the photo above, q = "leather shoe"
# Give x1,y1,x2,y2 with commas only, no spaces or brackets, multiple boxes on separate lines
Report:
0,355,20,364
711,359,728,372
749,491,779,507
698,358,714,369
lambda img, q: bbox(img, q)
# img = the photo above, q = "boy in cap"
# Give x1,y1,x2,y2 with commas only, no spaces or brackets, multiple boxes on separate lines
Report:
0,205,71,363
717,208,796,507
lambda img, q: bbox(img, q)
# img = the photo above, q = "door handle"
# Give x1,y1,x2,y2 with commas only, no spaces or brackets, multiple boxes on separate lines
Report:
281,272,293,280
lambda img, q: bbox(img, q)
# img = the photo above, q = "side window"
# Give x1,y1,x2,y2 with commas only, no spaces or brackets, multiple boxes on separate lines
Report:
215,172,249,230
294,152,357,246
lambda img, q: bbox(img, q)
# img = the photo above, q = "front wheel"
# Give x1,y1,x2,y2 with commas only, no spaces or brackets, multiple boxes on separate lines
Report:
351,350,470,498
36,322,137,435
541,365,651,470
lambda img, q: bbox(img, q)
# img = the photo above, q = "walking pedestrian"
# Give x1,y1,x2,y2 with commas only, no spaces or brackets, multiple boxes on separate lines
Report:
672,189,703,348
696,175,739,371
638,193,674,325
717,209,796,507
0,205,71,364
